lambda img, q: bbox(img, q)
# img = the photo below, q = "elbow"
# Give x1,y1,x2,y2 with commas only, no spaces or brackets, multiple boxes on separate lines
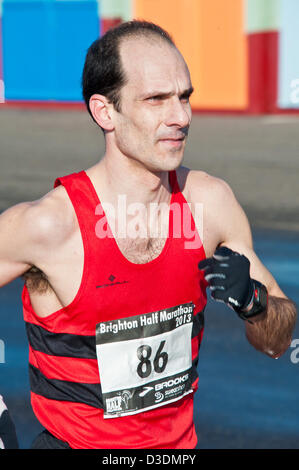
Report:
264,350,283,360
245,329,292,359
263,339,293,359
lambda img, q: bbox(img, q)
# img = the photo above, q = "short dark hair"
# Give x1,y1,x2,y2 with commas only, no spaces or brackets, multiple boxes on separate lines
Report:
82,20,175,122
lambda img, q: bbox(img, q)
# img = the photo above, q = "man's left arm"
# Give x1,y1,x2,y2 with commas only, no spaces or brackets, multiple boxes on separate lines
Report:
237,248,297,359
198,177,297,359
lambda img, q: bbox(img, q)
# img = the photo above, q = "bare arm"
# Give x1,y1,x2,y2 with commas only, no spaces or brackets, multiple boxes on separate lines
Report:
206,176,297,358
0,187,74,291
228,234,297,358
0,203,33,288
245,295,297,358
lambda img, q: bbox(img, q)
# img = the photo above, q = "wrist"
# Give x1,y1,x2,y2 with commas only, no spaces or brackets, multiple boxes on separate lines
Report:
241,287,255,312
236,280,268,322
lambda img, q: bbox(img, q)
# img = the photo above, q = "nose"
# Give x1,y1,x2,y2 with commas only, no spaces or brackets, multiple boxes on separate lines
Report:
164,96,191,129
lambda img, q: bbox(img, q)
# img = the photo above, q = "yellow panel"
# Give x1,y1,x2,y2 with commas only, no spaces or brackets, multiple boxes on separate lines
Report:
133,0,248,109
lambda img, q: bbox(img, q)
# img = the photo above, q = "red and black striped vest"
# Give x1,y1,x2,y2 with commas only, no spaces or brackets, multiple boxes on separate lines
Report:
22,170,207,449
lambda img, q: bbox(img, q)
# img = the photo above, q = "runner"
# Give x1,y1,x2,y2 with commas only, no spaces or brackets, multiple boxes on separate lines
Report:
0,21,296,449
0,395,19,449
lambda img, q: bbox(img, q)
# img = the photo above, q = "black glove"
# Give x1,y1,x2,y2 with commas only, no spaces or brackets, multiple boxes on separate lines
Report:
0,395,19,449
198,246,254,311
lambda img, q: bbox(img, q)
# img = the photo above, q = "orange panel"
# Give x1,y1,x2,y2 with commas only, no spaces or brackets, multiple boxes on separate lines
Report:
133,0,248,110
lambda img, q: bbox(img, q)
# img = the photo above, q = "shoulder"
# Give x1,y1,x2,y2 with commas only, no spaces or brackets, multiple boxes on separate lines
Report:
176,166,252,250
25,185,76,247
176,166,236,206
1,185,77,266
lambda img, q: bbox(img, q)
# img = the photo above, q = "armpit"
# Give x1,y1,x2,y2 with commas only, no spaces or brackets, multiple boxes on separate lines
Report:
21,266,51,294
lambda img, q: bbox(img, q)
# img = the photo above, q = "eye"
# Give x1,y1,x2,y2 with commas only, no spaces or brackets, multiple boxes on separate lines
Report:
179,87,194,103
147,95,164,103
180,94,191,103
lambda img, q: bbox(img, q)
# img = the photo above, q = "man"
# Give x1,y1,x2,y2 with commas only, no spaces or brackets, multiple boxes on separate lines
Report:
0,396,19,449
0,21,296,449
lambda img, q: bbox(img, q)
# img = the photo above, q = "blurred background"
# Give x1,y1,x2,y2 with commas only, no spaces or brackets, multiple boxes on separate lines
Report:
0,0,298,449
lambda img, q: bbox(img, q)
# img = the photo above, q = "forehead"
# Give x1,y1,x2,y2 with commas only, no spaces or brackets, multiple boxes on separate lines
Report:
119,36,191,95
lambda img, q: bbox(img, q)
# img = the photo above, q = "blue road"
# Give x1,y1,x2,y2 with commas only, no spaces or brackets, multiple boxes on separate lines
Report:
0,229,298,449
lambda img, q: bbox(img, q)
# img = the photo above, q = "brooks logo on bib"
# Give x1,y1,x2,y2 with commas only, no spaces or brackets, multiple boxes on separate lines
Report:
96,302,194,418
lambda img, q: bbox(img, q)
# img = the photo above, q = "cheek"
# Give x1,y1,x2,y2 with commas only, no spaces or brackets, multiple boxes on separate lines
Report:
114,118,151,158
116,114,155,148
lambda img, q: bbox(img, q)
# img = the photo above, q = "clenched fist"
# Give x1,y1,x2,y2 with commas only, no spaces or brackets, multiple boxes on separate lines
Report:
198,246,268,321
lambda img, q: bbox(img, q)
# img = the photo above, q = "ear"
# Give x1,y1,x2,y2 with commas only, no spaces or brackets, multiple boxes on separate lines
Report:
89,94,115,131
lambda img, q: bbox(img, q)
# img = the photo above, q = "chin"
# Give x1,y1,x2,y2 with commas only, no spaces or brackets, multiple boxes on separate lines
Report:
147,157,182,174
145,141,185,172
161,151,184,171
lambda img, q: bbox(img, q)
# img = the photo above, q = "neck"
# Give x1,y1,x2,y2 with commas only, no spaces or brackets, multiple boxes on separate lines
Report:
88,151,172,207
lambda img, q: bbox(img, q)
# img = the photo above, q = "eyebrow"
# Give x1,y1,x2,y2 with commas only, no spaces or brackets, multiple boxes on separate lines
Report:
179,86,194,99
141,86,194,100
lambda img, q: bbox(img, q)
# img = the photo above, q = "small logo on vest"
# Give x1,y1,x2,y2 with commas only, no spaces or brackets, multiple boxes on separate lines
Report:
139,386,154,398
96,275,129,289
106,396,122,413
121,390,133,410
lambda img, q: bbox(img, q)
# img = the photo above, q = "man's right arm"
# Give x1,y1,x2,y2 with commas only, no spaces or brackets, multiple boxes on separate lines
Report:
0,203,34,288
0,188,77,291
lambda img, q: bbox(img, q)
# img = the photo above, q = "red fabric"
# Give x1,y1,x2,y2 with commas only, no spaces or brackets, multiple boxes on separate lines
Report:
248,31,279,114
23,170,206,449
30,392,196,449
28,346,99,383
101,18,123,35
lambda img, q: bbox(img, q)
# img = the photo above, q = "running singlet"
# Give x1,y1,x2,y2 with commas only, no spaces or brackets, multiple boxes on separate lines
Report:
22,170,207,449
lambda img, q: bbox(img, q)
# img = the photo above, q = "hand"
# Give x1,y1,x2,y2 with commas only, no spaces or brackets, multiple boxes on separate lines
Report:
198,246,254,311
0,395,19,449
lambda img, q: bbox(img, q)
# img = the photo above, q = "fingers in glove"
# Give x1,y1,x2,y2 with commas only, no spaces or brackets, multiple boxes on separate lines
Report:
198,258,215,271
205,272,226,285
210,288,243,309
213,246,235,259
214,246,241,258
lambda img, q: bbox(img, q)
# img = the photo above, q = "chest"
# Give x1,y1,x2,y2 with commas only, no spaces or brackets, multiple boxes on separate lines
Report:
25,228,170,316
26,188,216,317
115,236,168,264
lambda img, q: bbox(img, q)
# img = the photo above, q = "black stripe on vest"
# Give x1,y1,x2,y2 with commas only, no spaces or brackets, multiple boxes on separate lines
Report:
191,309,205,370
191,358,199,381
25,322,97,359
192,309,205,339
29,362,199,410
29,364,104,409
26,308,203,360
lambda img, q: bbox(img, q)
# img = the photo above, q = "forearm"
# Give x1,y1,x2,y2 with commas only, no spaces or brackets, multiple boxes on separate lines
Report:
245,296,297,358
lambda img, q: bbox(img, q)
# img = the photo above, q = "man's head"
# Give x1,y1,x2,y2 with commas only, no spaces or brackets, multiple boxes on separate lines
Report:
82,21,193,172
82,21,175,116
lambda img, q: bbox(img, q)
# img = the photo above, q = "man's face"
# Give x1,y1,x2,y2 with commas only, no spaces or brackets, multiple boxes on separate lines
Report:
110,37,193,172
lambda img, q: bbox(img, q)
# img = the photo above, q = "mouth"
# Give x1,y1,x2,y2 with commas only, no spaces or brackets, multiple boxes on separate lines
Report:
158,137,185,148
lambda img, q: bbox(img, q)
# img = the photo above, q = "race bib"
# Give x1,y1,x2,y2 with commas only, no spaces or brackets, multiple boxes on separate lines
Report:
96,302,194,418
